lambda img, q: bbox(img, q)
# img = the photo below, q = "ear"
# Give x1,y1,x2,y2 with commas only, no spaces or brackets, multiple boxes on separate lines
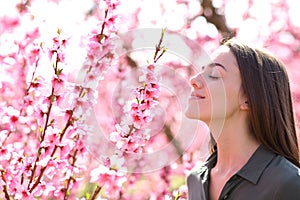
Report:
240,100,250,111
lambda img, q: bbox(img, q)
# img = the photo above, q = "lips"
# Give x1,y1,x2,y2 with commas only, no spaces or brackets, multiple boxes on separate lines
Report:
190,92,205,99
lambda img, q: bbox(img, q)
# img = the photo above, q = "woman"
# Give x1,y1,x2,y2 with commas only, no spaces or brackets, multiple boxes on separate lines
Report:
185,38,300,200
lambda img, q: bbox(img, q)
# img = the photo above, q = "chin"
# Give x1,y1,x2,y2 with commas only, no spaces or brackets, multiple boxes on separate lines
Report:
185,110,201,121
185,104,200,118
185,109,210,124
185,109,196,119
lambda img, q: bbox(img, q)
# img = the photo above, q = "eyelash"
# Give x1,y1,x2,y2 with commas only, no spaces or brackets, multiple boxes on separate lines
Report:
209,75,220,80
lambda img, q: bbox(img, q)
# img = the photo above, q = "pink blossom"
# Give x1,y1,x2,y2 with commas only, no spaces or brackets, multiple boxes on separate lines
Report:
0,15,20,30
105,0,120,10
90,164,126,198
40,127,61,148
90,165,114,182
47,34,67,63
105,15,119,32
51,75,64,89
0,147,9,161
14,188,35,200
43,159,59,179
22,159,33,177
131,111,151,129
26,44,41,66
32,181,56,197
36,155,52,167
60,143,73,159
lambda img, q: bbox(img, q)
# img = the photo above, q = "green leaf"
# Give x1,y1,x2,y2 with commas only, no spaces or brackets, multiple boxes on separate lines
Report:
50,118,55,125
66,190,70,197
57,68,63,76
50,95,56,103
85,192,91,199
161,27,166,38
97,33,106,43
174,192,181,200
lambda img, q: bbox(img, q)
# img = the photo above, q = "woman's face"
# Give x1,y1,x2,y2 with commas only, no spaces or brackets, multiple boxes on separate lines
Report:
185,46,245,126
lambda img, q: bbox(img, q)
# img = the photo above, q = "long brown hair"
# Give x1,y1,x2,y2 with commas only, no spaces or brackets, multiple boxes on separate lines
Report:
220,38,300,167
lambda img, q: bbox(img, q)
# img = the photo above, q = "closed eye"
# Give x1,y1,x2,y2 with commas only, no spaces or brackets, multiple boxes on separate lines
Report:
209,75,220,80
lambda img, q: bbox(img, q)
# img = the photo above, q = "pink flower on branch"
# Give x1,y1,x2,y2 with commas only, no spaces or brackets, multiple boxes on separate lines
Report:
0,28,88,199
0,0,123,199
87,29,167,199
109,29,167,155
90,158,127,199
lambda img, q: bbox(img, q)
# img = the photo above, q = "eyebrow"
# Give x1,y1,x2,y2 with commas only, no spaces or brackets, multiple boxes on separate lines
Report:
208,62,227,71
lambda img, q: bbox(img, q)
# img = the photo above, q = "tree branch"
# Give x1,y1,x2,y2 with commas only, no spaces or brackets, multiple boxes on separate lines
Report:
201,0,235,39
164,125,184,156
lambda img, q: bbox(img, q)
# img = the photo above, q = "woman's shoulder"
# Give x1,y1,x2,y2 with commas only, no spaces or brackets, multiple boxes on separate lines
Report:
267,155,300,199
254,145,300,181
269,154,300,178
186,161,209,200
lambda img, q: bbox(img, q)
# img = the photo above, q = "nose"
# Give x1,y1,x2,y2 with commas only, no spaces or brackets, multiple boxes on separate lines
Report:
190,74,205,89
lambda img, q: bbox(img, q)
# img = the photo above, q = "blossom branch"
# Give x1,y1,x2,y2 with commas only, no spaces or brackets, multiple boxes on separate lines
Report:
27,51,59,190
1,170,10,200
21,55,40,113
164,124,184,156
29,108,74,192
28,6,116,191
89,28,167,199
154,28,167,63
0,47,41,147
90,185,102,200
110,28,167,153
98,9,109,44
63,149,78,200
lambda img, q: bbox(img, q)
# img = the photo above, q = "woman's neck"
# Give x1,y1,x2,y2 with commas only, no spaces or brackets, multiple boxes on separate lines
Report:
210,119,260,173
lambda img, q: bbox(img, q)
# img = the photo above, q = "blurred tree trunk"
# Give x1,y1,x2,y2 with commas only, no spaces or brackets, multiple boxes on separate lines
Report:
201,0,235,39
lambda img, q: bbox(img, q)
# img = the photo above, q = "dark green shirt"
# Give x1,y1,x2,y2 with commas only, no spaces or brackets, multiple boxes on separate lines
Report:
187,145,300,200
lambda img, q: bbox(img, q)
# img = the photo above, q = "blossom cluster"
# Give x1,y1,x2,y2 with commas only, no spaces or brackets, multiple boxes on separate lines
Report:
0,29,85,199
89,30,166,198
110,64,160,153
0,0,121,199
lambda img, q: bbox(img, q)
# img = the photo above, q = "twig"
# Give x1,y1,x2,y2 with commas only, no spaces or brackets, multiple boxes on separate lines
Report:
1,170,11,200
63,150,78,200
29,111,74,192
27,54,58,190
164,125,184,156
153,28,167,62
201,0,235,38
90,185,102,200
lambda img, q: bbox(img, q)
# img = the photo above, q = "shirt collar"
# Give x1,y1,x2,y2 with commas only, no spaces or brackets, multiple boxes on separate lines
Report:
199,145,276,185
236,145,276,184
197,152,217,180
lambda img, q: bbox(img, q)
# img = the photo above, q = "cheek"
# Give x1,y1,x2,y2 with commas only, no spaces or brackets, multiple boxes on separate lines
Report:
224,86,241,115
210,90,227,117
209,83,226,105
208,82,240,117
